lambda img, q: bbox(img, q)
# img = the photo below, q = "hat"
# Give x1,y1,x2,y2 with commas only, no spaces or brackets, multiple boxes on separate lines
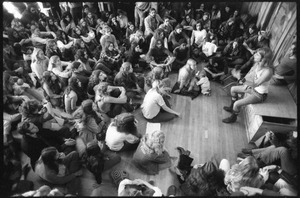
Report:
115,113,134,126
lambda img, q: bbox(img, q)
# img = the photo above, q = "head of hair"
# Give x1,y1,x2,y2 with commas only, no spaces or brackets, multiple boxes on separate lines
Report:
20,99,43,117
89,69,101,86
74,49,87,62
97,82,109,96
175,24,183,30
153,28,165,40
46,39,57,51
120,62,132,73
150,8,156,13
256,47,273,68
70,61,82,71
40,147,59,173
62,11,73,24
18,121,31,135
156,78,171,95
143,130,165,155
224,156,264,192
48,55,60,71
112,113,137,135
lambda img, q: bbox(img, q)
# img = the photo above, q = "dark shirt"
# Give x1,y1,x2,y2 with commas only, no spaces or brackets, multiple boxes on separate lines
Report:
148,46,173,64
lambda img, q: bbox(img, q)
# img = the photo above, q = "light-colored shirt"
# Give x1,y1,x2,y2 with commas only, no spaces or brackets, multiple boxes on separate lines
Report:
105,123,140,151
141,88,165,119
202,42,217,57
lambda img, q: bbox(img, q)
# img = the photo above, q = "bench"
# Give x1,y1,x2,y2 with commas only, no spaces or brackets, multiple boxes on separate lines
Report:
243,85,297,142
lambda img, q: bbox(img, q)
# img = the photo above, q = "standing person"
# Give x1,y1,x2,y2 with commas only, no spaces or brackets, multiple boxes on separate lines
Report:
134,2,151,30
141,79,180,123
105,113,142,152
222,48,273,123
132,130,173,175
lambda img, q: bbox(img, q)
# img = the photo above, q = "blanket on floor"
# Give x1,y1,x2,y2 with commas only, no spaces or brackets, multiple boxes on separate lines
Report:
171,82,201,100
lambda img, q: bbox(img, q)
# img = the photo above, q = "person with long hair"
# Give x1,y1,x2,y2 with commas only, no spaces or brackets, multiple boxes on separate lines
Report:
64,76,87,114
60,11,76,35
45,39,63,60
125,41,147,73
98,41,122,73
41,71,65,107
34,147,82,185
87,69,101,99
30,47,49,80
47,55,72,85
222,47,273,123
142,78,180,123
149,28,168,51
191,22,207,49
99,26,119,51
72,99,105,146
46,18,62,33
105,113,142,152
224,156,265,193
132,130,172,175
108,14,123,42
55,30,75,61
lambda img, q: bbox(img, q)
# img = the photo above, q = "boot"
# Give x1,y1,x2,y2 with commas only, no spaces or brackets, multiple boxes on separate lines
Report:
222,111,238,123
223,98,236,113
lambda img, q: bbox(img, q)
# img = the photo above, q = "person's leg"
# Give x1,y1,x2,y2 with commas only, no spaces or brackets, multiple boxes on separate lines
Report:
103,151,122,171
62,151,81,173
118,140,140,152
253,146,297,175
107,104,123,118
94,62,113,75
232,91,262,112
134,6,140,29
146,112,177,123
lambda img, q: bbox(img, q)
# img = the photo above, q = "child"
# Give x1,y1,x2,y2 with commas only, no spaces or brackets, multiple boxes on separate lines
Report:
196,71,211,96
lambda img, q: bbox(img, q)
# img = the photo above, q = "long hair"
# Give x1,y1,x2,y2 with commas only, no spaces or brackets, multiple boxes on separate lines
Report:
20,99,43,117
61,11,73,25
88,69,101,88
224,156,264,193
56,30,69,44
153,28,165,40
40,147,59,174
46,39,57,52
31,47,44,64
47,55,60,71
256,47,273,68
141,130,165,156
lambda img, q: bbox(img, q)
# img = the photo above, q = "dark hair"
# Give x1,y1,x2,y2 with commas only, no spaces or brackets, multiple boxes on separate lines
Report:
113,113,138,135
20,99,43,117
74,49,88,63
18,121,31,135
55,30,69,44
175,24,183,30
40,147,59,173
62,11,73,24
153,28,165,40
150,8,156,13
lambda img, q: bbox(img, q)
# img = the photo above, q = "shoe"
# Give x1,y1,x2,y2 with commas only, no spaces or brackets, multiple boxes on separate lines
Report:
167,185,177,196
223,106,233,113
176,147,191,156
242,148,253,155
222,113,237,123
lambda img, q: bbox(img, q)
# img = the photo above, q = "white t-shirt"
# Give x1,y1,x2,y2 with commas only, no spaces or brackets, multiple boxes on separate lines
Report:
105,123,139,151
202,42,217,57
193,29,207,46
141,88,165,119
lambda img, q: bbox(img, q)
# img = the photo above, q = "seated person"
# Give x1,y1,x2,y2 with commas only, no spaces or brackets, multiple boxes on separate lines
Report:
222,37,247,68
168,24,190,51
147,39,175,75
196,71,211,96
198,37,218,62
172,42,190,71
125,41,148,73
243,30,270,60
34,147,82,186
118,178,163,196
114,62,145,100
181,14,197,37
141,79,180,123
18,121,76,169
173,59,201,99
94,82,139,119
170,146,228,196
270,42,297,85
132,130,173,175
30,26,56,50
105,113,142,152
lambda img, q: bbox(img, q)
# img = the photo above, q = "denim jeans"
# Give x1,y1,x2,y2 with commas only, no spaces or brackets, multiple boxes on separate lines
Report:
231,85,267,112
252,145,297,175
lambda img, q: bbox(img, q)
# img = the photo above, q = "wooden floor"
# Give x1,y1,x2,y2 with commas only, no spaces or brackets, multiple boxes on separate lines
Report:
24,72,249,196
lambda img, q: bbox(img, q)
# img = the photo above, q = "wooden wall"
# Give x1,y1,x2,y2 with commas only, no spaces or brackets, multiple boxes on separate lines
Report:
241,2,297,103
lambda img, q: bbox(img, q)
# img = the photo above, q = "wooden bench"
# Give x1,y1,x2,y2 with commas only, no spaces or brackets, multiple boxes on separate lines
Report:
243,85,297,142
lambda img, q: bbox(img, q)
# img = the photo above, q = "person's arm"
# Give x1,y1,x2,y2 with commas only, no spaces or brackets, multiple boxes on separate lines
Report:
31,36,49,45
40,31,57,39
52,68,71,79
253,68,273,87
161,104,180,116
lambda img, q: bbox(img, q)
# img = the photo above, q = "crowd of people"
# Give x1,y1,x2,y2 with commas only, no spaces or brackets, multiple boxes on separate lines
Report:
2,2,297,197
